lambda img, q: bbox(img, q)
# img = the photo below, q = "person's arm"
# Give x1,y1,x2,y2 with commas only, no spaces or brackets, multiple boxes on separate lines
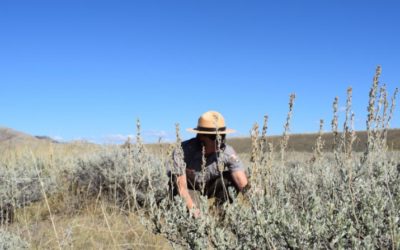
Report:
231,170,248,191
172,145,201,217
224,145,249,191
176,175,201,218
176,174,196,209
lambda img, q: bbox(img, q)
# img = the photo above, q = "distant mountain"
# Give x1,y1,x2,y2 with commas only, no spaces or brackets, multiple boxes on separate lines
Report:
2,126,400,153
0,127,38,143
0,127,59,147
34,135,60,144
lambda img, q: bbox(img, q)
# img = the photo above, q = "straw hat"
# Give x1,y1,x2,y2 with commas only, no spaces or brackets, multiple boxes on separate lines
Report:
187,111,236,134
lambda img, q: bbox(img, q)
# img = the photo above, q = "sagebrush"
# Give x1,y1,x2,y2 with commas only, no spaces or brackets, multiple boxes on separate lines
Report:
1,66,399,249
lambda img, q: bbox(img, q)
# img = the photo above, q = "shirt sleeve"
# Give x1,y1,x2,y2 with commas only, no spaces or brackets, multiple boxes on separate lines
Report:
223,145,246,172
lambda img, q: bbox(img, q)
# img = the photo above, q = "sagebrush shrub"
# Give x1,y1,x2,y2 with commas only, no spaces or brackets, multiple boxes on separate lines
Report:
69,145,169,208
1,67,399,249
0,229,29,249
0,154,59,209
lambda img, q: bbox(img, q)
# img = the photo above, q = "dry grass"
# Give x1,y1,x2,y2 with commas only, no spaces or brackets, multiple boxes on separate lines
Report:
227,129,400,154
8,189,171,249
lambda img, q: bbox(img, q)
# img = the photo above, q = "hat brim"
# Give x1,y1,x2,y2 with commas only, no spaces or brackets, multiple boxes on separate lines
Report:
186,128,236,134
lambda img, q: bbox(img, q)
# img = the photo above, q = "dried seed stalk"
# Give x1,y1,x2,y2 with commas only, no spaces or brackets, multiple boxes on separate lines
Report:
281,93,295,163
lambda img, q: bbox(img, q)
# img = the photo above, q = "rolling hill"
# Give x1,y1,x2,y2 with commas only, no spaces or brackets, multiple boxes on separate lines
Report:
1,126,400,154
227,129,400,154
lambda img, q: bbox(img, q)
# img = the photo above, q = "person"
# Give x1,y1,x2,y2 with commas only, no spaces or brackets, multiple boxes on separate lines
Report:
169,110,249,217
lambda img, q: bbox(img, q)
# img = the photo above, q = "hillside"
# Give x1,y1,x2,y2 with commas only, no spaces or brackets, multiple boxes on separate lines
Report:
2,126,400,154
0,127,36,142
227,129,400,154
0,127,101,158
0,126,43,147
0,127,62,145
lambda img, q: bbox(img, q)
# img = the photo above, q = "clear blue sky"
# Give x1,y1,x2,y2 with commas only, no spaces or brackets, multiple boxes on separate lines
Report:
1,0,399,143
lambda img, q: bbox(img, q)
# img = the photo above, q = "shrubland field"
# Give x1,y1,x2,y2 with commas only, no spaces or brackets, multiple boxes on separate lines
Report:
1,67,399,249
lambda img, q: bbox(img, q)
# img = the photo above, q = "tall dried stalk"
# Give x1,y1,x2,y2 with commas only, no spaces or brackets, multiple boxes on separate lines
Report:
331,96,339,152
378,84,389,130
313,119,325,161
136,118,146,154
266,141,274,195
280,93,295,163
200,146,206,195
214,116,229,200
250,122,260,164
342,87,356,158
384,88,399,148
332,87,360,234
362,66,399,161
366,65,381,154
250,122,260,185
172,123,185,177
260,115,269,166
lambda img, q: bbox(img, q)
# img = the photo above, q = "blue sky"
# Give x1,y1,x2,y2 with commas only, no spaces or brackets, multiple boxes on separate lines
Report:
0,0,399,143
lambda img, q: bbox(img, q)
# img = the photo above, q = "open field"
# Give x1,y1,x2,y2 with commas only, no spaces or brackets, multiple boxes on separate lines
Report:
1,135,399,249
1,70,400,249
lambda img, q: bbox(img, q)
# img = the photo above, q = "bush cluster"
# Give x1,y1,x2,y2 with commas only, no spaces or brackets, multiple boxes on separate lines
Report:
1,67,399,249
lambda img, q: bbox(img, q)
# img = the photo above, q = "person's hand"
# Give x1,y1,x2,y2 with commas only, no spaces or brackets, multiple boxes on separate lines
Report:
190,207,201,219
241,182,251,195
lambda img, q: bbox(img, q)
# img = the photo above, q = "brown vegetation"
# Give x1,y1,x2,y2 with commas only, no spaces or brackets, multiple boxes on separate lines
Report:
227,129,400,154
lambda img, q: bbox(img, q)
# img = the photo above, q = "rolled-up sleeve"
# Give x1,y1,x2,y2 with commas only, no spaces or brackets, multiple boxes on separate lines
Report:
223,145,246,172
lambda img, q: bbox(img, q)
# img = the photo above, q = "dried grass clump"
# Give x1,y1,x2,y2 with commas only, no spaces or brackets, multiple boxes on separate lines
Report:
69,144,169,209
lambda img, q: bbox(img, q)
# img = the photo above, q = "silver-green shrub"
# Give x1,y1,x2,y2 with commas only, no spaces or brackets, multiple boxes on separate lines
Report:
136,150,398,249
69,145,169,208
139,67,399,249
218,152,399,249
0,229,29,249
0,154,59,209
2,67,398,249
